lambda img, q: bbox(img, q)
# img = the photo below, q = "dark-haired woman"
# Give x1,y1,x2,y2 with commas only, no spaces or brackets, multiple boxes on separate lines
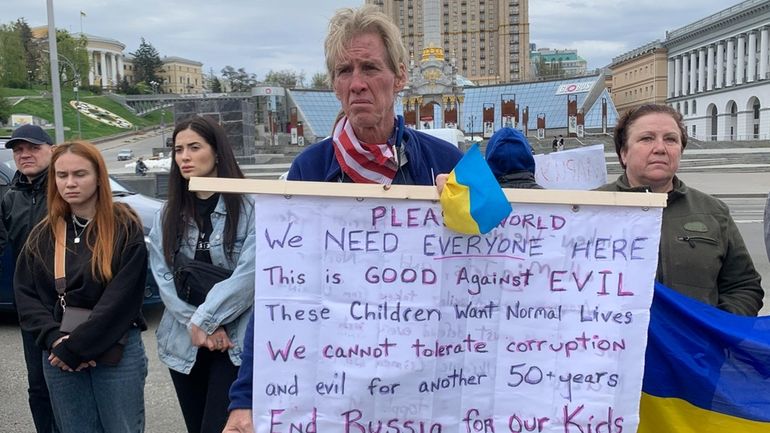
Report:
15,141,148,433
149,116,255,433
597,104,763,316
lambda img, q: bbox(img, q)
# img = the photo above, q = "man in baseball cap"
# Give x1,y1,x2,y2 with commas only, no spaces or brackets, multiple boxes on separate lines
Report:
0,123,58,433
5,123,54,148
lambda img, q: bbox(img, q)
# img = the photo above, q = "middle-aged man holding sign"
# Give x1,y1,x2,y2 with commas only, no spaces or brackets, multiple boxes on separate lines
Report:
223,6,462,432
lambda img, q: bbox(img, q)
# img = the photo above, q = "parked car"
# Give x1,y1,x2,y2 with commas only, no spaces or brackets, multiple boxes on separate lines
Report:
0,149,163,312
117,149,134,161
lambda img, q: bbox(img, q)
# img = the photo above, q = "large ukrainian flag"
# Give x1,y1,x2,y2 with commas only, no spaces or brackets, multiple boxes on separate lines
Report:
440,144,512,234
640,282,770,432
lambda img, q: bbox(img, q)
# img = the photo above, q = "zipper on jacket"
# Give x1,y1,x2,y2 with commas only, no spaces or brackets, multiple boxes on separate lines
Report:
677,235,718,248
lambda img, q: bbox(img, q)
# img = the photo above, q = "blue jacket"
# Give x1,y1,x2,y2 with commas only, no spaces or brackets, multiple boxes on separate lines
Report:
484,127,542,189
228,127,463,411
287,127,462,184
149,195,256,374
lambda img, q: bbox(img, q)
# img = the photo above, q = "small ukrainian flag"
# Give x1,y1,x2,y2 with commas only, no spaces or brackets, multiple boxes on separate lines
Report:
440,144,512,234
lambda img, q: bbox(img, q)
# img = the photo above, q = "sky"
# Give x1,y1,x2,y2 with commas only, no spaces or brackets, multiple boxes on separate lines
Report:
2,0,739,81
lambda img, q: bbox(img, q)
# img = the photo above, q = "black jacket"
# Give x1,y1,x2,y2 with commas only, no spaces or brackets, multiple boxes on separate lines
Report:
0,171,49,264
598,174,763,316
15,205,148,368
497,172,544,189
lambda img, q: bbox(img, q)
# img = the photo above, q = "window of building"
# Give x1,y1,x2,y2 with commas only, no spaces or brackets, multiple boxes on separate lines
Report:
692,100,696,114
684,101,688,115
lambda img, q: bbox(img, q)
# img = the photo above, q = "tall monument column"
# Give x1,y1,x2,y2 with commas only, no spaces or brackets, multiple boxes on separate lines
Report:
726,38,735,86
667,59,675,97
689,51,697,94
99,51,107,88
706,45,714,91
747,31,757,82
87,49,95,85
674,56,682,96
736,34,745,85
110,52,118,86
715,41,724,89
697,48,706,92
759,27,768,80
681,54,689,95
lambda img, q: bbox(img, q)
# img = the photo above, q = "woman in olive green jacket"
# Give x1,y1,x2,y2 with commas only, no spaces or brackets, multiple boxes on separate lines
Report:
597,104,763,316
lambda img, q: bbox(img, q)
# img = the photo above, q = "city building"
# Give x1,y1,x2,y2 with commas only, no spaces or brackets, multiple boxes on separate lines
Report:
124,56,204,94
366,0,531,84
31,27,204,94
30,28,126,89
530,47,589,79
609,41,668,115
81,34,126,89
156,57,204,94
664,0,770,141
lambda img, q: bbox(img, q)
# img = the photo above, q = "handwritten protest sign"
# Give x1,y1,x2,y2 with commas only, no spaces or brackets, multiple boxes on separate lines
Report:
534,144,608,190
251,192,662,433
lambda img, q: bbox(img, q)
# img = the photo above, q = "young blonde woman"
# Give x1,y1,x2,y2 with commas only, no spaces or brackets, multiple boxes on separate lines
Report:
15,141,148,433
149,116,255,433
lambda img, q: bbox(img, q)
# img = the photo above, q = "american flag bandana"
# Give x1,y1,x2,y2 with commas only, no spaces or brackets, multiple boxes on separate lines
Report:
331,116,398,184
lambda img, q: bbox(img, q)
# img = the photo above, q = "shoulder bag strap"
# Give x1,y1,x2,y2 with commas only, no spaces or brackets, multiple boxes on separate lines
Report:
54,218,67,297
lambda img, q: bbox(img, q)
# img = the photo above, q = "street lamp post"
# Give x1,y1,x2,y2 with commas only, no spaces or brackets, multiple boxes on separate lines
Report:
46,0,64,143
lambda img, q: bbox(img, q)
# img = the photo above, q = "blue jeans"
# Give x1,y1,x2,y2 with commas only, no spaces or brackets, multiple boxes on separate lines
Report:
21,329,59,433
43,328,147,433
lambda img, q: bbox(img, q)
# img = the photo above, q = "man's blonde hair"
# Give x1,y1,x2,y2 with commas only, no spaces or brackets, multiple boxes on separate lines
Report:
325,5,408,82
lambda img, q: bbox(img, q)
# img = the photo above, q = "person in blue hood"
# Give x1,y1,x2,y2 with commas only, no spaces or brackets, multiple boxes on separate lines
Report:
485,127,543,189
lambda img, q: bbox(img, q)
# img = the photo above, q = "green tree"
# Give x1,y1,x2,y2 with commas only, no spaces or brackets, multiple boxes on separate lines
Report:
220,66,256,92
0,23,27,88
0,96,11,125
131,38,163,86
118,76,140,94
210,76,222,93
310,71,330,89
14,19,42,87
264,69,305,88
53,30,89,87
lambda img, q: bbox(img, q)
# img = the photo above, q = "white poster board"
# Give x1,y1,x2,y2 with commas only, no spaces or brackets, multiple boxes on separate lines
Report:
251,192,662,433
534,144,608,190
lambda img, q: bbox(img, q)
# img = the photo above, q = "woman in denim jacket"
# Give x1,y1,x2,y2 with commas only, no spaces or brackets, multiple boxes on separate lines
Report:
148,116,255,433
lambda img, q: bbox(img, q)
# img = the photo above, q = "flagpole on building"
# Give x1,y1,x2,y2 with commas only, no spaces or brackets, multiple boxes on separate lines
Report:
46,0,65,143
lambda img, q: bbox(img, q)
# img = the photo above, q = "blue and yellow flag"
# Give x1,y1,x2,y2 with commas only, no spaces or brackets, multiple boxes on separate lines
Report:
640,282,770,432
440,144,512,234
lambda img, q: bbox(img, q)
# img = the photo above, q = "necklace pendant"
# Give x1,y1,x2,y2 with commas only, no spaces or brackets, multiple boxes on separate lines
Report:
74,237,80,244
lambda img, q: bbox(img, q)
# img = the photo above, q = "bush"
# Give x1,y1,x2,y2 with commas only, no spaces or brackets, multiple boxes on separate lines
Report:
82,85,103,95
0,97,11,125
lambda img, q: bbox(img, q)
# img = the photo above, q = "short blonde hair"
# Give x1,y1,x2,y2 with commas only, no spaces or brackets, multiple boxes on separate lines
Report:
325,5,408,82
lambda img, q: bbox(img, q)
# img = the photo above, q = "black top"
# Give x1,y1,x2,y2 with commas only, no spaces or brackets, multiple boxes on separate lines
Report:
193,193,219,264
0,171,49,263
14,205,148,368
